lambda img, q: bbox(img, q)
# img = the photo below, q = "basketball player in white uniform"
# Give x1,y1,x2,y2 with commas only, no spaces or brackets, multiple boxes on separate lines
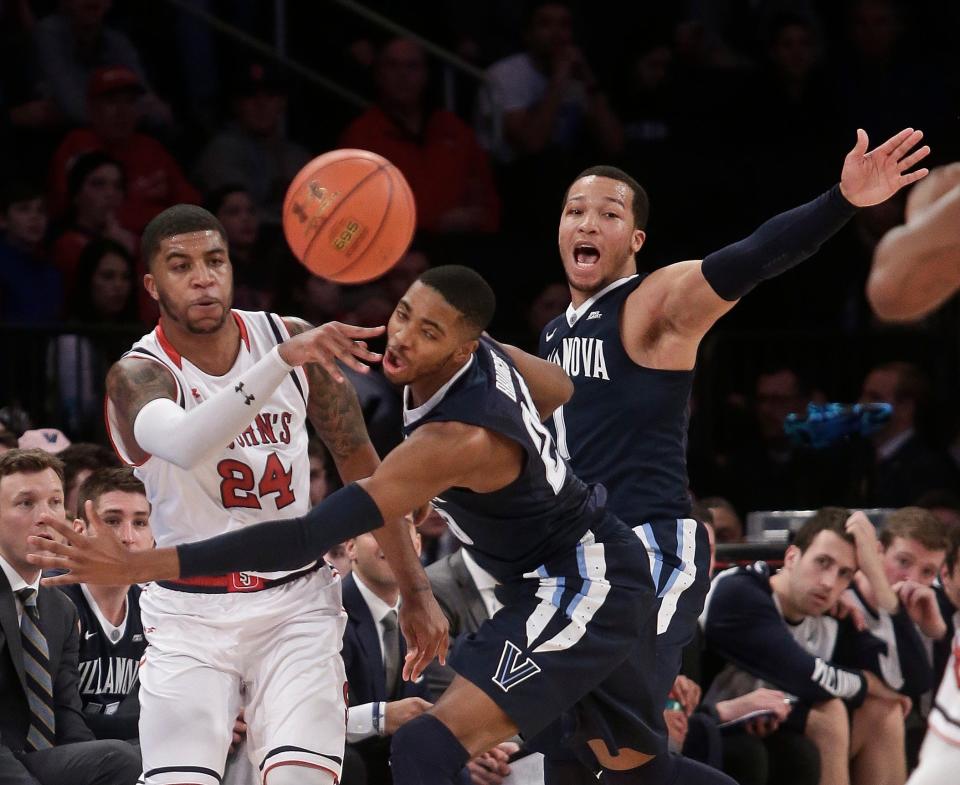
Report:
866,165,960,783
104,205,447,785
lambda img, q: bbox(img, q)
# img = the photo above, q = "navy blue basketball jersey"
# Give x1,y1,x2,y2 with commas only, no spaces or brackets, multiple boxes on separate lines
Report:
539,276,693,523
60,584,145,716
402,338,608,582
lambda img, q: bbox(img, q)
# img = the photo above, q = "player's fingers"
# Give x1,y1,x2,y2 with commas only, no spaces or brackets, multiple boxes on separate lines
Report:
850,127,870,156
898,145,930,173
39,569,82,587
26,535,74,558
344,341,383,363
900,168,930,186
332,323,386,339
890,129,924,161
438,629,449,665
875,127,913,156
46,514,85,545
316,353,347,384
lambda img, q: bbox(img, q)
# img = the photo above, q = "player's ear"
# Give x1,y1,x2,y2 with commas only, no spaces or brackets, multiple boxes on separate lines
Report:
783,544,801,568
144,272,159,302
632,228,646,254
455,337,479,364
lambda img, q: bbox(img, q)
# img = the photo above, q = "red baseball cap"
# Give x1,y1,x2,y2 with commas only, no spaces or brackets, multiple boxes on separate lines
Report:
88,66,144,99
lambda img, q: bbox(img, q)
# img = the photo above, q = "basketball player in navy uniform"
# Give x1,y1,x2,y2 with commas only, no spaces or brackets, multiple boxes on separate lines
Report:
33,266,733,784
60,468,152,741
536,127,931,781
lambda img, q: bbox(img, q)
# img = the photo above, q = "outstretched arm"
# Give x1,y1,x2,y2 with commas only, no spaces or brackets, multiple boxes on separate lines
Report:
867,164,960,321
285,316,448,677
489,338,573,419
626,128,930,369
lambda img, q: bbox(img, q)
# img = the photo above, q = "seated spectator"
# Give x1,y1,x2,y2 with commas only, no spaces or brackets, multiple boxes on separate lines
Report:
0,448,141,783
206,184,289,311
340,37,500,234
51,151,136,298
194,61,311,225
52,239,141,441
704,507,914,785
934,526,960,686
702,496,744,544
340,521,431,784
48,66,199,234
0,180,62,324
855,362,960,508
476,0,622,164
58,443,119,520
32,0,169,127
59,468,152,740
842,508,941,699
916,489,960,530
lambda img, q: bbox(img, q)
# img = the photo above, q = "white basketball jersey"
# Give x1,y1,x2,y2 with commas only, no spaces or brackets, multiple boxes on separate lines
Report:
106,310,311,577
929,627,960,747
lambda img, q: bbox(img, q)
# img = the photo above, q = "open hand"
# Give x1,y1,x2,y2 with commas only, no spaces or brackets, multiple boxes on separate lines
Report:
27,500,171,586
278,322,384,382
840,128,930,207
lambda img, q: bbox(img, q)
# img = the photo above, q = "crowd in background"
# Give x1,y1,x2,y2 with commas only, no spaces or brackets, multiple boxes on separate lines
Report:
1,1,960,783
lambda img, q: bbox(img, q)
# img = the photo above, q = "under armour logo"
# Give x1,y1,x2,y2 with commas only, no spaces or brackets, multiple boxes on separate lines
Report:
235,382,255,406
491,641,541,692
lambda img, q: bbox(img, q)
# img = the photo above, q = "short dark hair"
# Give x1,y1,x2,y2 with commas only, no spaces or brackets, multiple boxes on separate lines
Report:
564,165,650,229
916,488,960,514
872,361,930,406
0,449,65,485
76,467,146,524
66,151,124,199
792,506,855,552
417,265,496,337
141,204,227,269
880,506,948,552
0,179,44,213
68,237,139,322
59,443,119,495
945,526,960,574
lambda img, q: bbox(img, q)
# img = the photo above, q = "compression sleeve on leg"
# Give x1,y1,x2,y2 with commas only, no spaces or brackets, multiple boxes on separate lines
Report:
132,346,295,470
701,184,857,301
176,482,384,577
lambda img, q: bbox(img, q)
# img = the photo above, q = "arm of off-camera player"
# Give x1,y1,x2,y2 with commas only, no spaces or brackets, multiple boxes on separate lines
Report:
177,423,485,578
627,186,857,366
704,572,867,707
490,338,573,419
867,183,960,321
110,347,295,470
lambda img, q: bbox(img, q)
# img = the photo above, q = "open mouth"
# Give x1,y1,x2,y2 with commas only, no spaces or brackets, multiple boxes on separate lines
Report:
573,243,600,267
383,347,407,374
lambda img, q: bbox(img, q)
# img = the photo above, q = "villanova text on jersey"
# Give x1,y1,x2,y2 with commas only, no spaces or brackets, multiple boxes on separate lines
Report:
539,276,694,524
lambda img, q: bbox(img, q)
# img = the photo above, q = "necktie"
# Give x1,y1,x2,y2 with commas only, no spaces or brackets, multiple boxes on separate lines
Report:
16,588,56,751
381,609,400,699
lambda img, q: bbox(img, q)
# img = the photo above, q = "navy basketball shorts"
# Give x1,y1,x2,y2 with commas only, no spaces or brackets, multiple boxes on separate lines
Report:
448,514,663,757
633,517,713,711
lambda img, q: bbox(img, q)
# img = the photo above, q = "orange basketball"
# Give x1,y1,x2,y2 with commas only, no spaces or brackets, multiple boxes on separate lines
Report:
282,149,416,284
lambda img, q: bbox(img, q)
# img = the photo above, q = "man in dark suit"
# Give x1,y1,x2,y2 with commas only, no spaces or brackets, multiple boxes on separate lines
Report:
0,449,141,785
341,521,431,785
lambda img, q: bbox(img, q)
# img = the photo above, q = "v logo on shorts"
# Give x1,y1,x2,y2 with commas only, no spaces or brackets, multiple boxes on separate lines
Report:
492,641,541,692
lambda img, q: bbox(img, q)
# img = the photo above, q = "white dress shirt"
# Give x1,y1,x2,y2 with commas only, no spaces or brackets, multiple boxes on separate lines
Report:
461,549,503,618
0,553,41,624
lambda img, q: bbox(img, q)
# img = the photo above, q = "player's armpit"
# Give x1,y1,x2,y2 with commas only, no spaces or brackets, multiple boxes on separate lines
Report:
622,260,735,371
284,316,376,476
106,357,179,464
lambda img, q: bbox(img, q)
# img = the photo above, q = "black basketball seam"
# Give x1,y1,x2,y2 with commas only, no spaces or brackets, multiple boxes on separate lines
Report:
299,157,389,275
337,164,396,283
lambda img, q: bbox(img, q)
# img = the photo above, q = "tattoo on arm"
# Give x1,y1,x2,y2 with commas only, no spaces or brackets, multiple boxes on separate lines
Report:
107,358,179,427
283,317,373,464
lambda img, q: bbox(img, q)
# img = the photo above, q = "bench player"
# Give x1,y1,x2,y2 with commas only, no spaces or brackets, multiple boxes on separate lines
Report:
537,127,930,780
33,266,732,784
93,205,447,785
